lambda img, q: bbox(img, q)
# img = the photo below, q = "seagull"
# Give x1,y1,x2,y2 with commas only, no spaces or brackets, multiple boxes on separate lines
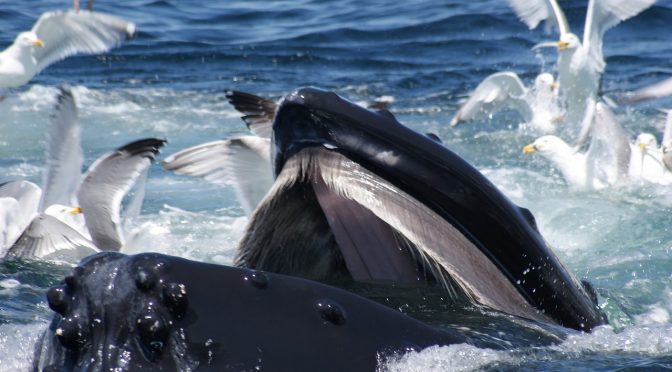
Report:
0,9,135,97
628,112,672,184
450,71,562,133
163,91,274,215
510,0,656,142
3,86,166,259
163,136,272,216
523,102,631,190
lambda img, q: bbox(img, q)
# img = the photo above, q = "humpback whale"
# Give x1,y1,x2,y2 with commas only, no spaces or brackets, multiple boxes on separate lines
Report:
39,87,605,370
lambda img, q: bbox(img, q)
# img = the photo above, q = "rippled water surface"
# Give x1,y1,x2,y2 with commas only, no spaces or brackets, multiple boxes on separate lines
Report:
2,0,672,370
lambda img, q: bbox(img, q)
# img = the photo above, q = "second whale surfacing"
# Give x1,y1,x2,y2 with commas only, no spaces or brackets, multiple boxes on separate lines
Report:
37,87,606,370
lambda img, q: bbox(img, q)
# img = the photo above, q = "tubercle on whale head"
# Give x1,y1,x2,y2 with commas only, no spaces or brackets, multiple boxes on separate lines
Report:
37,252,196,371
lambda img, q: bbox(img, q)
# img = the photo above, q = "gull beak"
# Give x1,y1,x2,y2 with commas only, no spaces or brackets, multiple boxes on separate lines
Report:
638,143,648,152
523,143,537,155
69,206,82,215
551,82,559,92
557,40,569,51
32,39,45,47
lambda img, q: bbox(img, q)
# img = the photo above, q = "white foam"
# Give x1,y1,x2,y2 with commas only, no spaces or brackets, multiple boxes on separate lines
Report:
0,279,20,289
381,344,510,372
554,324,672,355
0,323,48,370
122,205,244,264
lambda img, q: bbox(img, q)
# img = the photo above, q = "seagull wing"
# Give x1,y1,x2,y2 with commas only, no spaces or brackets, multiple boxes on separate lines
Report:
585,102,631,184
583,0,655,74
0,180,42,211
662,110,672,147
225,91,277,138
77,138,165,250
451,72,531,126
6,213,97,260
122,168,148,224
625,77,672,104
0,198,22,249
40,85,83,210
0,180,42,234
507,0,569,35
162,136,273,215
661,110,672,173
31,10,135,74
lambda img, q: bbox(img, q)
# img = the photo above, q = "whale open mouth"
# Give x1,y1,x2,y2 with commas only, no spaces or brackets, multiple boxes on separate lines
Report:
231,87,606,330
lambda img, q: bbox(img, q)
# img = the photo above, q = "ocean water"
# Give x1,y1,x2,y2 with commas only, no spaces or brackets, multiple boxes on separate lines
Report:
1,0,672,370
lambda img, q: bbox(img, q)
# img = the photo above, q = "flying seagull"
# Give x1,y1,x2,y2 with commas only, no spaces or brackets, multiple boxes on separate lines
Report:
451,71,562,133
0,9,135,97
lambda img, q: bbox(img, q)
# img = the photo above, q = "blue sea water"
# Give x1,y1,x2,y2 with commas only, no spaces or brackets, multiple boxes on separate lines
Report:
2,0,672,370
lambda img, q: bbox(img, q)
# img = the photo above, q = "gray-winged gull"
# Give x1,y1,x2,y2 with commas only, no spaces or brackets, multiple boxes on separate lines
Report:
0,9,135,97
163,136,272,216
163,91,278,213
4,87,166,259
628,111,672,184
523,101,631,190
451,71,562,133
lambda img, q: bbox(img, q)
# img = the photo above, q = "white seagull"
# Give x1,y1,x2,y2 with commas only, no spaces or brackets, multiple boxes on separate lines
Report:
0,9,135,97
628,111,672,184
162,90,291,217
510,0,656,142
163,136,272,216
523,102,631,190
450,71,562,133
163,91,275,215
